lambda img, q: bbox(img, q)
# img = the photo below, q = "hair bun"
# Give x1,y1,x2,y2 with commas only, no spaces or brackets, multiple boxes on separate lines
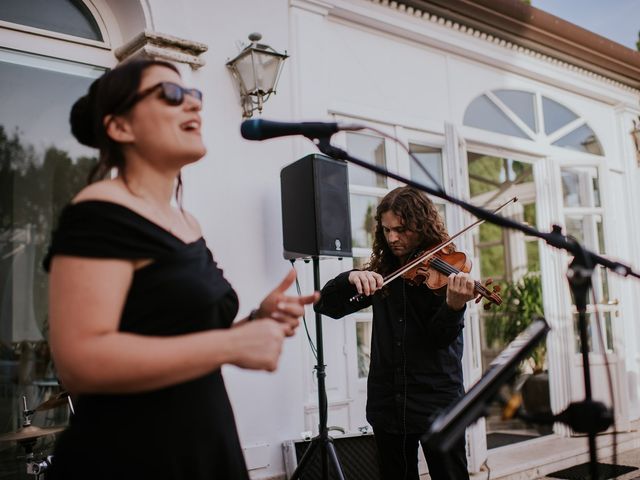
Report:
69,80,100,148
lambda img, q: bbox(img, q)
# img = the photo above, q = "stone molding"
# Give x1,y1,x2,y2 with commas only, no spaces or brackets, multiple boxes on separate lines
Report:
115,30,207,69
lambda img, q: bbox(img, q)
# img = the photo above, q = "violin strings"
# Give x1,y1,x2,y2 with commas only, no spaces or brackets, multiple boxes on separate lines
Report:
430,257,494,297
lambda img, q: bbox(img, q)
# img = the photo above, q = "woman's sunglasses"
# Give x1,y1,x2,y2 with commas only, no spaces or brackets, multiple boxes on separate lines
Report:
121,82,203,111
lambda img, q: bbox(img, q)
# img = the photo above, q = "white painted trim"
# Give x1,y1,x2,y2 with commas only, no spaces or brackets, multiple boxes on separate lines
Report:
0,27,116,67
535,92,546,139
0,0,111,48
329,101,445,137
313,0,639,106
290,0,333,16
485,90,537,140
0,48,104,78
546,118,587,145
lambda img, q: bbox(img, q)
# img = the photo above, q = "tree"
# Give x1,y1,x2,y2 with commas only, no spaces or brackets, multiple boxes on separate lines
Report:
0,124,96,354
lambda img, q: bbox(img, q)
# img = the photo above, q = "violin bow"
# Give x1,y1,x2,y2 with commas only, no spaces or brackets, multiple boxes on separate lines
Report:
349,196,518,302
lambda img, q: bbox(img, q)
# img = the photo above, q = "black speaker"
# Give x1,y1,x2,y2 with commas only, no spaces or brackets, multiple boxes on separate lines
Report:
280,154,352,259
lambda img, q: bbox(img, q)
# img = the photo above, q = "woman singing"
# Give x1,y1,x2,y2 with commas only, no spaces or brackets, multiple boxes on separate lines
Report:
44,59,317,479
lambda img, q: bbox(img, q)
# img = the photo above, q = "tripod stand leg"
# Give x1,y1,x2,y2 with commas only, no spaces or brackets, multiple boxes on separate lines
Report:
289,438,319,480
327,440,346,480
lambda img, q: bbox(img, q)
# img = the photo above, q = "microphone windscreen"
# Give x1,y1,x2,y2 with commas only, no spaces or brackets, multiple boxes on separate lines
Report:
240,119,262,140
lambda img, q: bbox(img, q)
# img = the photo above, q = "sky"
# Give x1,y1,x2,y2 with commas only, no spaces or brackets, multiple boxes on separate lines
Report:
531,0,639,50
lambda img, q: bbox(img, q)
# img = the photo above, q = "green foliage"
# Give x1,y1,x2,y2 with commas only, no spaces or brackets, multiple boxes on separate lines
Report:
364,203,376,247
468,155,503,197
485,273,546,372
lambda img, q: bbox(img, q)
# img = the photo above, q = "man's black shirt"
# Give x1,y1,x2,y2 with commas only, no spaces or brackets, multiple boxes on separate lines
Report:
314,270,466,434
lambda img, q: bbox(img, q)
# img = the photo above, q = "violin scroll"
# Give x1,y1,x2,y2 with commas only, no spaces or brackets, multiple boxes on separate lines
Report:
475,278,502,310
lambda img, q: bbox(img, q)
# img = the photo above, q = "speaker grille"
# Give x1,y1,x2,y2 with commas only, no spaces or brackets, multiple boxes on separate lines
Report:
280,154,352,259
315,158,351,256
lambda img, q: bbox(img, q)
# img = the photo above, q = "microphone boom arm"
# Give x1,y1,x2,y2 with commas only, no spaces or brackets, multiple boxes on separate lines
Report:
314,138,640,280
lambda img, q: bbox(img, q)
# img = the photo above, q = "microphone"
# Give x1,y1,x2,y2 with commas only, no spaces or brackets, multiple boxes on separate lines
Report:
240,119,365,141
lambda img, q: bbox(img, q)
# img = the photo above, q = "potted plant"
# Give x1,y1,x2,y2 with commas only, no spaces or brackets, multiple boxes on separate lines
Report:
485,273,551,432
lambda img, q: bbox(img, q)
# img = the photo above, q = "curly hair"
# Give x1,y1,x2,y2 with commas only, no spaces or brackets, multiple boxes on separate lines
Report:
367,186,452,276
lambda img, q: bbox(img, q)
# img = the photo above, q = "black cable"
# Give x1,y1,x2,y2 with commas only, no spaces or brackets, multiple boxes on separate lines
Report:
481,458,491,480
289,259,317,360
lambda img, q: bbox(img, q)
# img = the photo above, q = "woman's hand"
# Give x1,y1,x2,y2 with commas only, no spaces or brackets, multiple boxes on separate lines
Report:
229,320,289,371
254,269,319,336
348,270,383,296
445,272,476,310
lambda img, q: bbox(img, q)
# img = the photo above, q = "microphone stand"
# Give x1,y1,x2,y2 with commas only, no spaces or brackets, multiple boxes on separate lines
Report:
312,136,640,480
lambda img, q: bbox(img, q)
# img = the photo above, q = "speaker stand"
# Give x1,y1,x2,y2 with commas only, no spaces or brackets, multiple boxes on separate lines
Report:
290,256,345,480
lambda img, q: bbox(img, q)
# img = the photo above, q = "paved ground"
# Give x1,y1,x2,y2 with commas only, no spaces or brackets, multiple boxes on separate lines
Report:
539,448,640,479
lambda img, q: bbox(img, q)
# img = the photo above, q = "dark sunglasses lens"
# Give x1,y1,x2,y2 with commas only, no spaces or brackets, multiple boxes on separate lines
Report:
188,89,203,102
161,83,184,105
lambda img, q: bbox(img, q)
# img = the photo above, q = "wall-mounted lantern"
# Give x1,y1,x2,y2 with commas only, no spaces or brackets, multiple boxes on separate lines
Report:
226,33,288,118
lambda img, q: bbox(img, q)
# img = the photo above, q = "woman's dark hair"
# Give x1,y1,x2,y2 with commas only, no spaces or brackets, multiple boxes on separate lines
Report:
368,186,452,276
69,59,184,203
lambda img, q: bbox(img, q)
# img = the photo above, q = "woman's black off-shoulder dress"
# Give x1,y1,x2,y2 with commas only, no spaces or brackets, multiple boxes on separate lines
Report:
43,201,249,480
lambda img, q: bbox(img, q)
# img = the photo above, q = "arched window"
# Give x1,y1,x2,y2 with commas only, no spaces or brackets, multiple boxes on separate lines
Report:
464,89,603,155
0,0,103,41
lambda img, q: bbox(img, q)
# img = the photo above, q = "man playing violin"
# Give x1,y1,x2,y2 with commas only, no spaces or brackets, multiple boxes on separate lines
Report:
314,186,476,480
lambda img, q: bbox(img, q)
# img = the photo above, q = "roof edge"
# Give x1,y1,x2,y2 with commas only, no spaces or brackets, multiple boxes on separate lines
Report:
399,0,640,90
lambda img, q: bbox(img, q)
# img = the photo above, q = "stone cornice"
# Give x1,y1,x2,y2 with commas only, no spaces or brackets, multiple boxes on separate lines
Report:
115,30,208,69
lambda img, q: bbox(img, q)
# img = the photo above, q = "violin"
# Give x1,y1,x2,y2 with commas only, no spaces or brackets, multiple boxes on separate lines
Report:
401,248,502,309
349,197,517,309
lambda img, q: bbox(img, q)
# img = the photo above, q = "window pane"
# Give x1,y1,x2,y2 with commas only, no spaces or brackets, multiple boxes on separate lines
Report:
564,216,586,244
479,244,505,281
408,144,443,191
596,266,610,303
0,52,102,437
350,194,378,248
526,240,540,273
494,89,537,132
542,96,578,135
467,153,504,198
574,311,614,353
356,321,372,378
345,133,387,188
561,167,601,208
0,0,103,41
565,214,609,303
463,94,529,139
523,203,536,227
553,124,603,155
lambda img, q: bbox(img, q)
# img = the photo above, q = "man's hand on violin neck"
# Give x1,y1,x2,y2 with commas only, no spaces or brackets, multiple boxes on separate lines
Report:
446,272,476,311
349,270,384,296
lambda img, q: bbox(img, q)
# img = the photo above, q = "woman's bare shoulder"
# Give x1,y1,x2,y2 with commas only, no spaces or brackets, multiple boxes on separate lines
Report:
72,179,130,205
